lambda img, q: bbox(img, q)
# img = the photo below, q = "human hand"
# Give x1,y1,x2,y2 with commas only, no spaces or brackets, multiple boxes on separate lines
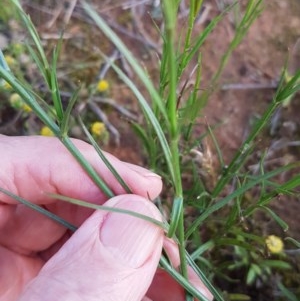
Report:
0,135,213,301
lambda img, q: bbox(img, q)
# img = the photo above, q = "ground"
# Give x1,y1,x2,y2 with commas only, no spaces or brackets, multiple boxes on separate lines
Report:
1,0,300,300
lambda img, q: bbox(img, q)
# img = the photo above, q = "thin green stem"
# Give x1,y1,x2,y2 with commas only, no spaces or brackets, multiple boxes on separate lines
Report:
60,136,115,198
162,0,187,288
160,256,211,301
183,0,203,56
163,3,178,137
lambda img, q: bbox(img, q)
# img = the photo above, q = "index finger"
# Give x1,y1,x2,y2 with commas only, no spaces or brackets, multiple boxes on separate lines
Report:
0,135,162,205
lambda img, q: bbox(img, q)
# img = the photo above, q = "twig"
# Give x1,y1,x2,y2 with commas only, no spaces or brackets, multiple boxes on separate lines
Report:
95,0,151,13
270,107,282,136
73,7,160,51
131,4,162,54
46,3,64,29
93,97,138,122
221,81,278,90
97,49,120,80
121,0,151,10
195,4,213,25
40,32,74,40
106,17,160,51
63,0,78,24
178,0,189,19
23,1,54,16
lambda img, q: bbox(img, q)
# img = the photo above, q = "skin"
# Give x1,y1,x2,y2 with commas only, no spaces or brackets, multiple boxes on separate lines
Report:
0,135,213,301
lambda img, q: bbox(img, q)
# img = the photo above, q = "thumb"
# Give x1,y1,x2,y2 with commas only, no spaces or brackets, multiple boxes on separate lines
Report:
18,195,164,301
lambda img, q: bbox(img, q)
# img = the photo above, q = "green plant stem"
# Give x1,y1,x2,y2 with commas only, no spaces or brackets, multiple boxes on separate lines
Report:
162,0,188,288
160,256,211,301
0,187,78,232
163,3,178,137
183,1,195,53
183,0,203,55
60,136,115,198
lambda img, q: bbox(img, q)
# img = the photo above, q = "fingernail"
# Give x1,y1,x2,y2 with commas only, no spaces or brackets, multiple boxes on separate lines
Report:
125,163,161,179
100,196,162,268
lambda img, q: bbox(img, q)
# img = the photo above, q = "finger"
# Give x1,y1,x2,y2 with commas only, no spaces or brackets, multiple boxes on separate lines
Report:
0,245,43,301
0,204,70,255
146,238,213,301
0,136,162,253
17,195,164,301
0,135,162,205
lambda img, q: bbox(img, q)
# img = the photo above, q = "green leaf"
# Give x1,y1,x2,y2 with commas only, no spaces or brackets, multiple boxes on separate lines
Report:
191,240,215,260
78,118,132,194
260,260,292,270
167,196,183,237
259,206,289,231
0,50,11,71
227,293,251,301
277,281,299,301
285,237,300,248
25,42,49,88
60,86,81,135
277,69,300,102
11,0,51,82
50,40,64,122
160,255,213,301
186,252,225,301
246,264,259,285
0,187,77,231
49,193,166,229
99,52,176,186
179,8,229,75
186,163,298,238
216,238,254,251
61,136,115,198
130,122,153,159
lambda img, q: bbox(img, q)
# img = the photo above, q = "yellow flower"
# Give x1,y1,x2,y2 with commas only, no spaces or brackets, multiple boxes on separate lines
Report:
22,104,32,112
12,43,24,55
91,121,106,136
265,235,284,254
2,81,12,90
9,93,32,112
9,93,23,109
96,79,109,92
40,126,54,137
4,55,16,67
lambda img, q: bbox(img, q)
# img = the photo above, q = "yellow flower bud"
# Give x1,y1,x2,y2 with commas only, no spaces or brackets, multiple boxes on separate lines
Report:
96,79,109,92
9,93,23,109
22,104,32,112
40,126,54,137
91,121,106,136
4,55,16,67
9,93,32,112
265,235,284,254
2,81,12,90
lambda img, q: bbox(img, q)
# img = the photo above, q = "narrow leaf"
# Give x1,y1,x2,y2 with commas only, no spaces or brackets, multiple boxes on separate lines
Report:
61,86,81,135
78,117,132,194
49,193,166,229
0,187,77,232
167,196,183,237
259,206,289,231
